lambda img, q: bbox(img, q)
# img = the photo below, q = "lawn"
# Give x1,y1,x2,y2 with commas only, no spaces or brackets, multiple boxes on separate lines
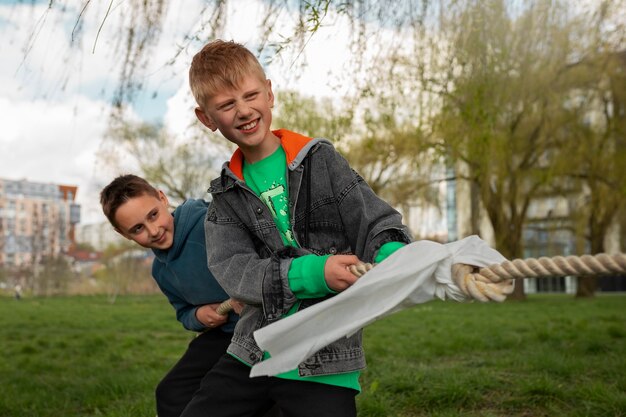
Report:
0,294,624,417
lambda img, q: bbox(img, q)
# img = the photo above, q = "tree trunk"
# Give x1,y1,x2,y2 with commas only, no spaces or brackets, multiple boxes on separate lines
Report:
575,275,596,298
575,218,605,298
494,226,527,301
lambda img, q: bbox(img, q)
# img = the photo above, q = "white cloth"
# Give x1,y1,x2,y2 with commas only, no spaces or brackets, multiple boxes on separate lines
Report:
250,235,507,377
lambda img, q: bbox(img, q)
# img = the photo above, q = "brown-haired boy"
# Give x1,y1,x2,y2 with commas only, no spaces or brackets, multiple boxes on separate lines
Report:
100,174,278,417
181,40,412,417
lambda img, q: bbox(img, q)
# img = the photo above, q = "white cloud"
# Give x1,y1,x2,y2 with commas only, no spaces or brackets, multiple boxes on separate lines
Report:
0,94,111,223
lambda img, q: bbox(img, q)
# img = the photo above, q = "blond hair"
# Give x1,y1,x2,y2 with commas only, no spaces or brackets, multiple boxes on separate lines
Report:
189,40,267,109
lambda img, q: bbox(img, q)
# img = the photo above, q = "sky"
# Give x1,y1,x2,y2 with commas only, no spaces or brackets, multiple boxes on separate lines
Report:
2,0,614,234
0,0,365,225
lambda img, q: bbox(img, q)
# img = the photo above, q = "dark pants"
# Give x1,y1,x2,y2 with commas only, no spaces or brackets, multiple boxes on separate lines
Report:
156,331,281,417
156,330,232,417
180,354,357,417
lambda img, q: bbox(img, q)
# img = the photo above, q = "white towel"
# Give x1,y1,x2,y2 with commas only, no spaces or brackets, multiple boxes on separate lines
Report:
250,235,507,377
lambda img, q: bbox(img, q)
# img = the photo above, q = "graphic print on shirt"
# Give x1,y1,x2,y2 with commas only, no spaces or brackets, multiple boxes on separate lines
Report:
259,182,296,246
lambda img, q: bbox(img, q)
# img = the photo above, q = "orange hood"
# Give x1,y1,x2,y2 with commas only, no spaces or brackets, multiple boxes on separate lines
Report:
227,129,316,180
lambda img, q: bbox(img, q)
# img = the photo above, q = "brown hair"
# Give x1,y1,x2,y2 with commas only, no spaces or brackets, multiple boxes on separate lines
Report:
100,174,159,229
189,39,267,109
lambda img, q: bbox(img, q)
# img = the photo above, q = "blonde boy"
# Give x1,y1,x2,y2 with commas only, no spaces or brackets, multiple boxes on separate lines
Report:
181,40,411,417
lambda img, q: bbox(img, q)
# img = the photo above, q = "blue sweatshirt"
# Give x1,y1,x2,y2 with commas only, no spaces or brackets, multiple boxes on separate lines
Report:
152,199,236,333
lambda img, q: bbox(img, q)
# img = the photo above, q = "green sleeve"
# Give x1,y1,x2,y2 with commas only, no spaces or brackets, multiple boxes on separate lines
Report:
288,254,335,299
289,243,405,298
374,241,406,263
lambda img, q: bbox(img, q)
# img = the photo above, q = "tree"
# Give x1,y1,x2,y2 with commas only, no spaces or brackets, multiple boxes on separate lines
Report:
563,49,626,297
35,255,74,296
273,91,353,142
419,0,625,299
23,1,430,120
273,90,439,216
95,241,154,303
273,1,625,266
99,118,228,203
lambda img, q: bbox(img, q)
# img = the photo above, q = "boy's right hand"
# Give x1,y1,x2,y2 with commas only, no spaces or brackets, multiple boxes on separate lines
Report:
324,254,362,292
195,303,228,329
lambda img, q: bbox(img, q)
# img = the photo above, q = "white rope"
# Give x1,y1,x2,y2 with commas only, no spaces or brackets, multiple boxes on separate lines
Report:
350,252,626,282
216,298,233,315
476,253,626,282
349,252,626,303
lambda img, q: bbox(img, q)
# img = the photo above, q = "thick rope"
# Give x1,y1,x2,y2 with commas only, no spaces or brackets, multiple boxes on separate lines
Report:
348,253,626,302
216,299,233,315
475,252,626,282
348,253,626,281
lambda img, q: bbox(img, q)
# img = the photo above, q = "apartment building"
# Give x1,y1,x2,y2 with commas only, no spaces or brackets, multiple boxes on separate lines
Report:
0,178,80,267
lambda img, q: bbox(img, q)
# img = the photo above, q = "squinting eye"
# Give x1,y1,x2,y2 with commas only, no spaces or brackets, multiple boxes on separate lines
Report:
132,225,143,234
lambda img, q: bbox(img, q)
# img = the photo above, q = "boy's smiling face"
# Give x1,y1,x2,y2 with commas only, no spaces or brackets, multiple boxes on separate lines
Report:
195,73,280,163
114,191,174,251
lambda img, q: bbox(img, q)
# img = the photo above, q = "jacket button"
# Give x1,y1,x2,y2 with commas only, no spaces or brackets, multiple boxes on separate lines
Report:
249,353,258,361
329,247,337,255
256,207,263,214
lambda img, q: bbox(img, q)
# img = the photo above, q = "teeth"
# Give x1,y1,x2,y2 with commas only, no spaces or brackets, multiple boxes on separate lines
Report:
241,120,257,130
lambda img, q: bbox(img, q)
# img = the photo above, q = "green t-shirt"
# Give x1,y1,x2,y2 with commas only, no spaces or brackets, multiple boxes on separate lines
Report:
243,147,296,246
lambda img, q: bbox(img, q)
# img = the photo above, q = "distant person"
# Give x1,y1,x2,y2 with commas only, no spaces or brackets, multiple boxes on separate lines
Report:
178,39,412,417
14,284,22,300
100,174,278,417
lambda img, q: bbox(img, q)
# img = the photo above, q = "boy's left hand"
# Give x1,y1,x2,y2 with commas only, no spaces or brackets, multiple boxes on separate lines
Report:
195,303,228,329
325,254,362,292
230,299,245,314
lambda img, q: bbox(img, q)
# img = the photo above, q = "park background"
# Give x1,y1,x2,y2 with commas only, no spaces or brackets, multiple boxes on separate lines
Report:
0,0,625,416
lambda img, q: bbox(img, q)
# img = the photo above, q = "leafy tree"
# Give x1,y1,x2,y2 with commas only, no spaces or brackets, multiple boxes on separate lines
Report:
419,0,624,298
95,241,154,302
27,1,430,118
273,91,353,142
99,118,227,203
562,50,626,296
35,255,74,296
273,90,439,218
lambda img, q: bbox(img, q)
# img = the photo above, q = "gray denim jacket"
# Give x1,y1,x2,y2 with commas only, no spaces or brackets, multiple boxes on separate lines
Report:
205,129,412,377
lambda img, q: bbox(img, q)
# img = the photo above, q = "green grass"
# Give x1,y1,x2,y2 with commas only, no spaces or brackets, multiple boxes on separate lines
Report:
0,294,624,417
